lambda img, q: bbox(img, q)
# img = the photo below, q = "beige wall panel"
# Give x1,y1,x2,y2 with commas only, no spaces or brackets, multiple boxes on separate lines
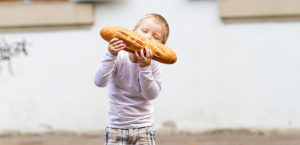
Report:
219,0,300,19
0,2,94,28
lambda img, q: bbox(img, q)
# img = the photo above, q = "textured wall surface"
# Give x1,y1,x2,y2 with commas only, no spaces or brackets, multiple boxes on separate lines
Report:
1,0,300,133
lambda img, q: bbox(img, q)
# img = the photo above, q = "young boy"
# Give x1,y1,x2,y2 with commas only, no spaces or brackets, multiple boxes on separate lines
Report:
94,13,169,145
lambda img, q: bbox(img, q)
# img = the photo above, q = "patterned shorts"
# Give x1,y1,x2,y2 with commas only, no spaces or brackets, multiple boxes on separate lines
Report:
104,126,156,145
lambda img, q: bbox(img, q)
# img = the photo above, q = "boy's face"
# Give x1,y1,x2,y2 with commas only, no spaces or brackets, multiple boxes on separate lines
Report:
135,18,164,43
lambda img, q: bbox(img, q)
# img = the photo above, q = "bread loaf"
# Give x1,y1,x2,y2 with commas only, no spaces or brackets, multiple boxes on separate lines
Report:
100,26,177,64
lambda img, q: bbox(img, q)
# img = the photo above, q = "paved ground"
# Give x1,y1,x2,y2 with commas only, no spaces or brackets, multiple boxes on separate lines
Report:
1,129,300,145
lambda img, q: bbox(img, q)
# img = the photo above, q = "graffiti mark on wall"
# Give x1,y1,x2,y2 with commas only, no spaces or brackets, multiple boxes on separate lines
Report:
0,39,29,76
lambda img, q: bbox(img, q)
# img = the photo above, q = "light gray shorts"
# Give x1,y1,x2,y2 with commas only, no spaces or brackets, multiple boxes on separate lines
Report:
104,125,156,145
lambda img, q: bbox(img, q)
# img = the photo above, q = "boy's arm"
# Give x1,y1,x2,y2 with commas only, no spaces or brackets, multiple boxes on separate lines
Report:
94,51,118,87
138,62,162,100
94,38,125,87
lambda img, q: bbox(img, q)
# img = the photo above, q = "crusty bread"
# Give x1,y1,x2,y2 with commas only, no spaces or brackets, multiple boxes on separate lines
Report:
100,26,177,64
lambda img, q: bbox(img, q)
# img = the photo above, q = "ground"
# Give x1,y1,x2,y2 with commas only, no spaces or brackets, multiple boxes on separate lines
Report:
1,129,300,145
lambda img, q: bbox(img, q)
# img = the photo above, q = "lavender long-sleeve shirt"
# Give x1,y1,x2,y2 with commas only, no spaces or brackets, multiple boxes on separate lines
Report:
94,51,162,129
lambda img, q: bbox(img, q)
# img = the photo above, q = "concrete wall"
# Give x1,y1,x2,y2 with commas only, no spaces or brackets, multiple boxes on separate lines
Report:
1,0,300,133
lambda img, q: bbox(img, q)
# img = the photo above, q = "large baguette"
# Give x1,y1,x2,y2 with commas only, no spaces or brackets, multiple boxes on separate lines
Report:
100,26,177,64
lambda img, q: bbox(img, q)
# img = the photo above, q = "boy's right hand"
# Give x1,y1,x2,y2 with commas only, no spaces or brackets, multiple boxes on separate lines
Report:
108,38,126,56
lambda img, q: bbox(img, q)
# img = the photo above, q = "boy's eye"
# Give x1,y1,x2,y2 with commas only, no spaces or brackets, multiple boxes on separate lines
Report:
141,29,148,33
153,35,161,40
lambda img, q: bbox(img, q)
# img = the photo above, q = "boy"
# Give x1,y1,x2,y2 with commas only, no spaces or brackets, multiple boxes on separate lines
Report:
94,13,169,145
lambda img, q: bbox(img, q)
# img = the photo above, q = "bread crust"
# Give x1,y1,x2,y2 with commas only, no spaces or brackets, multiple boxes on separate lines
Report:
100,26,177,64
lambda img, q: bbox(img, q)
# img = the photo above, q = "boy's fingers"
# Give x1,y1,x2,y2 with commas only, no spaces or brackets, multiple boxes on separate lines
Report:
149,49,153,58
134,51,140,59
140,49,145,59
145,47,152,58
110,38,118,42
111,42,125,49
115,43,125,49
115,40,124,45
120,45,126,49
109,38,119,44
112,40,124,46
145,48,150,58
118,45,126,51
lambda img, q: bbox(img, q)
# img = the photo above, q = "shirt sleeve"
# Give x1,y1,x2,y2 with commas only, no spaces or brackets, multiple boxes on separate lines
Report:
94,51,118,87
138,61,162,100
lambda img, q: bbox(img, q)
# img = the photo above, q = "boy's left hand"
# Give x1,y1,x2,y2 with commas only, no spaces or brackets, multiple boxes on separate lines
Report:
134,47,153,67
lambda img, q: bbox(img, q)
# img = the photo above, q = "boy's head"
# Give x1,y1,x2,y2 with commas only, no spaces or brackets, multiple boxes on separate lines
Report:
133,13,169,44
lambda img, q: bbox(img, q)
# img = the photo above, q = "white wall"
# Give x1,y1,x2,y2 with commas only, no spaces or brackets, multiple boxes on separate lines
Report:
1,0,300,133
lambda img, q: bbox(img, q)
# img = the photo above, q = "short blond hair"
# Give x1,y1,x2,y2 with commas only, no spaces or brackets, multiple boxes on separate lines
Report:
134,13,169,44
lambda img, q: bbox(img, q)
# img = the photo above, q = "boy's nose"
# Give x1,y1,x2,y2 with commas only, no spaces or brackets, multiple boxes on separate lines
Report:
144,33,152,40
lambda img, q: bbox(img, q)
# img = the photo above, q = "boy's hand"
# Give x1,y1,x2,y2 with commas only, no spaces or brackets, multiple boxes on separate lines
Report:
134,47,153,67
108,38,126,56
